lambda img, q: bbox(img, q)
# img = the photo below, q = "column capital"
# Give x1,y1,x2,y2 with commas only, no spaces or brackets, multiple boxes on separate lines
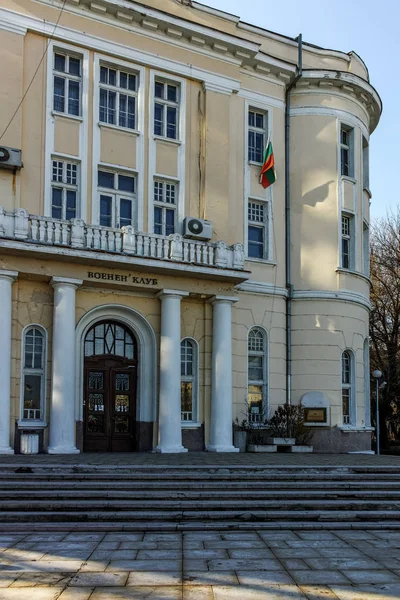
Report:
156,289,190,300
210,295,239,306
51,277,83,290
0,270,18,283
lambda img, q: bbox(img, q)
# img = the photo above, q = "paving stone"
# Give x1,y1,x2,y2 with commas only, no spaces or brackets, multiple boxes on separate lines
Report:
143,534,181,543
1,561,85,572
183,586,214,600
79,561,109,572
329,583,400,599
334,531,379,540
9,573,73,587
290,570,350,585
90,550,137,561
317,548,365,558
286,541,348,549
24,535,66,543
342,569,400,584
118,543,159,550
220,533,261,541
63,534,105,542
183,571,239,585
212,585,306,599
41,551,93,561
137,550,181,560
204,541,266,549
279,559,309,571
236,571,295,586
295,533,339,541
127,571,182,585
91,586,182,599
57,588,94,600
272,549,321,559
183,560,208,571
298,585,339,599
0,575,20,587
208,558,282,571
304,557,381,570
258,533,301,541
228,549,275,559
184,533,222,541
104,534,144,542
107,560,181,571
96,542,120,550
184,550,228,559
70,572,128,586
0,589,64,599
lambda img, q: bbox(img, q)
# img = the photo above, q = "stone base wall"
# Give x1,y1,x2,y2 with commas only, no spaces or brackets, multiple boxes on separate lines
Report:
182,425,205,451
310,428,372,453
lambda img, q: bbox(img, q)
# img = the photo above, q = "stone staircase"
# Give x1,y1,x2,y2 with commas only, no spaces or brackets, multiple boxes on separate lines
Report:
1,463,400,530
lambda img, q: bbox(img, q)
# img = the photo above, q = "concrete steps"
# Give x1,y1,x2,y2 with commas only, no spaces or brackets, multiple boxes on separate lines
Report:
1,463,400,529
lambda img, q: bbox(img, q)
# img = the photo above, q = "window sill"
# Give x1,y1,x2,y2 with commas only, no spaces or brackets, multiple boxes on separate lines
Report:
153,135,182,146
363,187,372,199
17,420,47,429
181,421,202,429
246,258,276,266
336,268,371,284
338,426,375,432
341,175,356,184
98,122,140,136
248,160,263,167
52,111,83,122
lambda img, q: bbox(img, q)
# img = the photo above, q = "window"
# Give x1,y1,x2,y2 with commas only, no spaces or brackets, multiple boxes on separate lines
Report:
153,180,176,235
51,159,79,220
181,339,197,422
341,213,354,269
248,200,269,259
84,321,135,358
342,350,354,425
248,109,266,163
363,136,369,189
98,169,136,228
154,80,179,139
53,52,81,116
248,328,267,423
363,222,370,276
340,126,354,177
21,327,46,421
99,65,137,130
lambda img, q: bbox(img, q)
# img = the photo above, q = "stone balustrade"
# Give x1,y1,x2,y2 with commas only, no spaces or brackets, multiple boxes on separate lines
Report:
0,207,245,270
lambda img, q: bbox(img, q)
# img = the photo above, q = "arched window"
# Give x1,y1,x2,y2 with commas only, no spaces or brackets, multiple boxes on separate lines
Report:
181,338,198,422
342,350,355,425
248,327,268,423
21,326,46,421
84,321,135,358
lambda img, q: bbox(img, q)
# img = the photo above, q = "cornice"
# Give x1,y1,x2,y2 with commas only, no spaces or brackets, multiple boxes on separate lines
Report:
293,70,382,133
236,281,288,297
292,289,371,311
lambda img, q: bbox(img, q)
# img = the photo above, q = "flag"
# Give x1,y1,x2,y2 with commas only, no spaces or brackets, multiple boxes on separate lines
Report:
259,138,276,189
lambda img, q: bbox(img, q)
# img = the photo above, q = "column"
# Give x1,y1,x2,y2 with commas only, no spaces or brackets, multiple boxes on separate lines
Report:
0,271,18,454
48,277,82,454
155,290,189,453
208,296,239,452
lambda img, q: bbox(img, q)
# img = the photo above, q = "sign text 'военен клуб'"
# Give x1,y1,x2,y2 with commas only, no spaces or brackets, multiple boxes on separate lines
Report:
87,271,158,285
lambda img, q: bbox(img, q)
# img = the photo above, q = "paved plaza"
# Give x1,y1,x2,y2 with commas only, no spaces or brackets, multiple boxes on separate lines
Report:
1,528,400,599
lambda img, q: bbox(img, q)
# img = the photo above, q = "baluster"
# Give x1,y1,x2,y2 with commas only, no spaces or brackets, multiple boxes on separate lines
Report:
190,244,196,262
143,235,150,257
30,219,38,242
93,228,100,249
150,236,156,257
136,234,143,256
100,230,108,250
53,222,61,245
183,241,189,262
115,231,122,252
208,246,214,265
86,227,93,249
62,222,70,245
195,243,201,263
163,238,169,259
39,219,46,243
108,231,115,252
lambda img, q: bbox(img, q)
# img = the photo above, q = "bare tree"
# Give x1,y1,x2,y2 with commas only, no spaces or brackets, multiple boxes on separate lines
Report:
370,208,400,448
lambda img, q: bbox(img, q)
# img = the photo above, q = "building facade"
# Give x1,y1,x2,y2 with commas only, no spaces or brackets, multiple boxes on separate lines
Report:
0,0,381,454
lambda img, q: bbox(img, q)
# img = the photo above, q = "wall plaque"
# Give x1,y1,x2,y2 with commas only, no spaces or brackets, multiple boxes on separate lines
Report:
304,408,327,423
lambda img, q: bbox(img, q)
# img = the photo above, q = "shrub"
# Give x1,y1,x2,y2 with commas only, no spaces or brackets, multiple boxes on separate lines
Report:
267,404,314,445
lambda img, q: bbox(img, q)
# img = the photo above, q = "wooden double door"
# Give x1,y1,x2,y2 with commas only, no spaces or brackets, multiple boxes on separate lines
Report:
84,356,137,452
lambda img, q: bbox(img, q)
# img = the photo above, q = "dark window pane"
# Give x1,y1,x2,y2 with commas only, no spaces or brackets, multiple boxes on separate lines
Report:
342,238,350,269
107,91,116,124
54,54,65,72
341,148,349,176
248,111,254,127
23,374,42,417
53,76,65,112
128,74,136,91
119,199,132,227
99,88,107,122
154,207,162,235
108,69,117,86
119,71,127,89
69,57,80,76
166,106,177,139
167,84,177,102
181,382,193,413
119,94,127,128
154,103,163,136
68,80,80,115
165,208,175,235
255,113,264,128
118,175,135,193
100,195,112,227
127,96,135,129
100,66,107,84
52,188,63,219
155,81,164,98
98,170,114,189
66,191,77,220
248,226,264,258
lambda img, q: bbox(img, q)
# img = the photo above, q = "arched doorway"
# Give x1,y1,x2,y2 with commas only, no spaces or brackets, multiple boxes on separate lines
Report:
83,320,138,452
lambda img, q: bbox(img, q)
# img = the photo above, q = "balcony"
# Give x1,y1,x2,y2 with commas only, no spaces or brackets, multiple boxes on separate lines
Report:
0,208,249,282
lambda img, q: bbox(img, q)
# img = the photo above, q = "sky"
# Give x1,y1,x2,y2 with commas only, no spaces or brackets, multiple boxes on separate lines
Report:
207,0,397,220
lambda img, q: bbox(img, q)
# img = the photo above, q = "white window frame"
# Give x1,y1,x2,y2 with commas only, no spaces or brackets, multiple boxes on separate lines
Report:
247,327,268,424
247,199,270,261
153,78,180,140
341,212,354,270
53,49,82,117
180,337,199,425
340,125,354,178
19,325,47,427
342,349,355,426
153,179,178,236
51,158,80,220
363,221,370,276
97,168,137,229
99,63,138,131
248,108,267,164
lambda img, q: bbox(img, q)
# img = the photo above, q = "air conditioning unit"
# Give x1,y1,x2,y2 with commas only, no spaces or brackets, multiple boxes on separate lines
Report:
0,146,22,170
183,217,213,241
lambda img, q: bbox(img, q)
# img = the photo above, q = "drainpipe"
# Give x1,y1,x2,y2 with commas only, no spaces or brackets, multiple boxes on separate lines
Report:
285,34,303,405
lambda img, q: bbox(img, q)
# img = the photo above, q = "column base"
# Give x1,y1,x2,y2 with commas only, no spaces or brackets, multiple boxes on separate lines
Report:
207,445,240,453
0,446,14,455
47,446,80,454
154,445,188,453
